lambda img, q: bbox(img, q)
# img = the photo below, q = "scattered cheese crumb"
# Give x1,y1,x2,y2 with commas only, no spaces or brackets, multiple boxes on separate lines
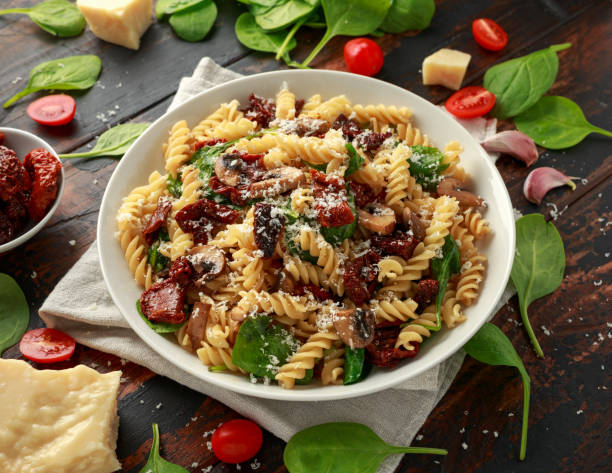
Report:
416,434,423,441
594,280,603,286
11,76,22,84
155,403,162,410
508,412,514,417
30,271,37,279
68,240,76,246
576,409,583,415
462,442,468,450
139,399,144,404
206,441,212,450
250,458,261,470
493,431,499,438
191,463,199,468
541,325,551,336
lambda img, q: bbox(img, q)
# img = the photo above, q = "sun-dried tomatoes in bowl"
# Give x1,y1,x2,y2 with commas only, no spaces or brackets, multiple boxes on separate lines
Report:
0,127,64,254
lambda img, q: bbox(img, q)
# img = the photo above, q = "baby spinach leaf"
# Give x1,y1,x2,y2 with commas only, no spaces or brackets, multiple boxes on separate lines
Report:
320,193,357,246
232,314,301,378
431,235,460,329
235,12,297,62
380,0,435,33
284,422,447,473
408,145,449,191
156,0,204,19
345,142,365,177
515,95,612,149
301,0,391,67
148,243,170,273
136,300,184,334
295,368,314,385
0,274,29,355
255,0,317,32
166,173,183,198
168,0,217,42
343,347,367,385
510,214,565,358
189,139,236,183
0,0,85,38
139,423,189,472
59,123,150,159
3,54,102,109
483,43,571,119
464,322,531,460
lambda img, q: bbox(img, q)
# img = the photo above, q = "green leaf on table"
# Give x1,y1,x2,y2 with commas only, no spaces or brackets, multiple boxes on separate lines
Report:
3,54,102,109
232,314,301,379
139,423,189,473
284,422,447,473
510,214,565,357
379,0,435,33
255,0,317,32
344,142,364,177
59,123,150,159
483,43,571,119
301,0,392,67
431,235,461,329
320,193,357,246
169,0,217,42
515,95,612,149
235,12,297,58
0,274,29,355
156,0,205,19
463,322,531,460
136,300,184,334
407,145,449,191
0,0,85,38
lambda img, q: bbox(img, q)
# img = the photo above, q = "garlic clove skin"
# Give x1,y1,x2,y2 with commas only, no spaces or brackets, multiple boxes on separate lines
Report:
523,167,577,204
482,130,539,166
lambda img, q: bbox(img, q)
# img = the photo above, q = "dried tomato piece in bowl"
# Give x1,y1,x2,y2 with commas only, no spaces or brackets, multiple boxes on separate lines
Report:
23,148,62,221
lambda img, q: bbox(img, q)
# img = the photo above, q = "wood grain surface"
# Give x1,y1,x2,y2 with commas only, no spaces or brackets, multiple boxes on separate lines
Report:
1,0,611,472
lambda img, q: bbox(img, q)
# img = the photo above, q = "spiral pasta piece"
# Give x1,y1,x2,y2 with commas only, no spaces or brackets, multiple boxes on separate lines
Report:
455,253,487,306
377,256,405,282
237,290,316,321
299,94,322,116
384,144,411,212
397,122,430,146
442,280,465,328
463,207,491,239
192,100,241,141
164,120,192,178
276,88,297,119
349,104,412,125
370,296,418,323
321,347,344,385
307,95,352,122
395,304,437,351
297,228,341,276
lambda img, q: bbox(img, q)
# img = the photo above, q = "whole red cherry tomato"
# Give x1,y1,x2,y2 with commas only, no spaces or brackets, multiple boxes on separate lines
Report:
344,38,384,76
472,18,508,51
26,94,76,126
211,419,263,464
445,86,496,119
19,328,76,363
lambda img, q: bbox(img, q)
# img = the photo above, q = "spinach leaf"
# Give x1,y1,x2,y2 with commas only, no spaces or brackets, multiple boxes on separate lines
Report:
168,0,217,42
189,140,236,188
156,0,204,19
232,314,301,379
139,423,189,472
344,142,364,177
431,235,460,329
166,173,183,198
3,54,102,109
320,193,357,245
301,159,327,172
295,368,314,385
136,300,184,334
483,43,571,119
235,12,298,64
408,145,449,191
463,322,531,460
0,274,29,355
301,0,391,67
515,95,612,149
343,347,366,385
510,214,564,358
59,123,150,159
380,0,435,33
255,0,317,32
148,243,170,273
0,0,85,38
284,422,446,473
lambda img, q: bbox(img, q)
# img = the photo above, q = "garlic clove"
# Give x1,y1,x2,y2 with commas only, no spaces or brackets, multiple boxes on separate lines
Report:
523,167,577,204
482,130,539,167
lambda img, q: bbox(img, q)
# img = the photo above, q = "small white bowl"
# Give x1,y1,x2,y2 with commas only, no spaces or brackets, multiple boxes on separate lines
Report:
0,127,65,254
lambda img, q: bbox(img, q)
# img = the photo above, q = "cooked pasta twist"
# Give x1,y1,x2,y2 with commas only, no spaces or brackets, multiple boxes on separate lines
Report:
463,207,491,239
321,347,344,385
397,122,430,146
377,256,405,282
164,120,192,178
276,88,296,119
384,144,411,213
349,104,412,125
370,296,418,323
237,290,315,321
192,100,240,141
395,304,437,351
455,253,487,306
307,95,351,122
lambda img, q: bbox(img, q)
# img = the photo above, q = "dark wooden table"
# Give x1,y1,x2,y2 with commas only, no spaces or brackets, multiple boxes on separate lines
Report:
1,1,611,472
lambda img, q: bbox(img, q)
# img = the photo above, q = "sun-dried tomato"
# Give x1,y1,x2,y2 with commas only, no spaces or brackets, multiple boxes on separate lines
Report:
243,93,276,128
23,148,61,221
365,326,419,368
209,176,248,206
194,138,226,151
372,231,419,260
344,250,380,305
294,99,305,117
0,145,31,203
0,209,13,244
142,197,172,245
332,114,363,140
414,279,440,309
0,132,4,145
310,169,355,227
168,256,195,287
140,279,186,324
175,198,239,244
293,283,333,301
349,181,378,208
253,203,285,257
310,169,345,192
356,130,392,152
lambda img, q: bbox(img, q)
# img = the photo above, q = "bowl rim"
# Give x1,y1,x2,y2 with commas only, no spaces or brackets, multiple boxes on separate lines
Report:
98,69,516,401
0,127,65,254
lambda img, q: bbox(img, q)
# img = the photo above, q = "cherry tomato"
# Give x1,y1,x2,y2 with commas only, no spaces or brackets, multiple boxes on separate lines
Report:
19,328,76,363
344,38,384,76
445,86,497,119
211,419,263,464
26,94,76,126
472,18,508,51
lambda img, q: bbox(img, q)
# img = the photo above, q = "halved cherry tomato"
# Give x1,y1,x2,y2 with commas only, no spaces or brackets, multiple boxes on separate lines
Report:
19,328,76,363
26,94,76,126
344,38,384,77
472,18,508,51
445,86,496,118
211,419,263,464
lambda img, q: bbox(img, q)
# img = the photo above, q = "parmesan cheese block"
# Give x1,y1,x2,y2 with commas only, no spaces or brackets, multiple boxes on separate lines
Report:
0,359,122,473
422,48,472,90
77,0,153,50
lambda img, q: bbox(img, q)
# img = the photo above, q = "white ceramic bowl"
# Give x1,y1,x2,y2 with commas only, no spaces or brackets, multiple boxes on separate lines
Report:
98,70,515,401
0,127,64,254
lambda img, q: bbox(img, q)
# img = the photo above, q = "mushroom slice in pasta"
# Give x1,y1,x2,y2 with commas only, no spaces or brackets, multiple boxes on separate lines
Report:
249,166,305,199
333,308,376,349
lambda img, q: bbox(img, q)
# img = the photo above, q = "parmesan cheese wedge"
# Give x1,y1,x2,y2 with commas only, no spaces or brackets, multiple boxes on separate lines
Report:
0,359,122,473
77,0,153,50
422,48,472,90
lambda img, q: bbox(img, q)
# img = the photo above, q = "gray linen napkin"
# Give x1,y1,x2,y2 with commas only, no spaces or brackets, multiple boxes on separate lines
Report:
40,58,514,472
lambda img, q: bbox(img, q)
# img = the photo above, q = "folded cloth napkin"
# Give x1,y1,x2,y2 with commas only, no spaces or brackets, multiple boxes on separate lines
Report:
40,57,514,472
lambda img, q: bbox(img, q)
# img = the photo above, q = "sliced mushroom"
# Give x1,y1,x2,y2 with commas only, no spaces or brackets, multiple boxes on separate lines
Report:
437,177,484,207
249,167,305,199
333,308,376,349
214,153,244,187
277,269,296,293
189,245,226,285
186,301,211,350
357,204,396,235
401,208,426,241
